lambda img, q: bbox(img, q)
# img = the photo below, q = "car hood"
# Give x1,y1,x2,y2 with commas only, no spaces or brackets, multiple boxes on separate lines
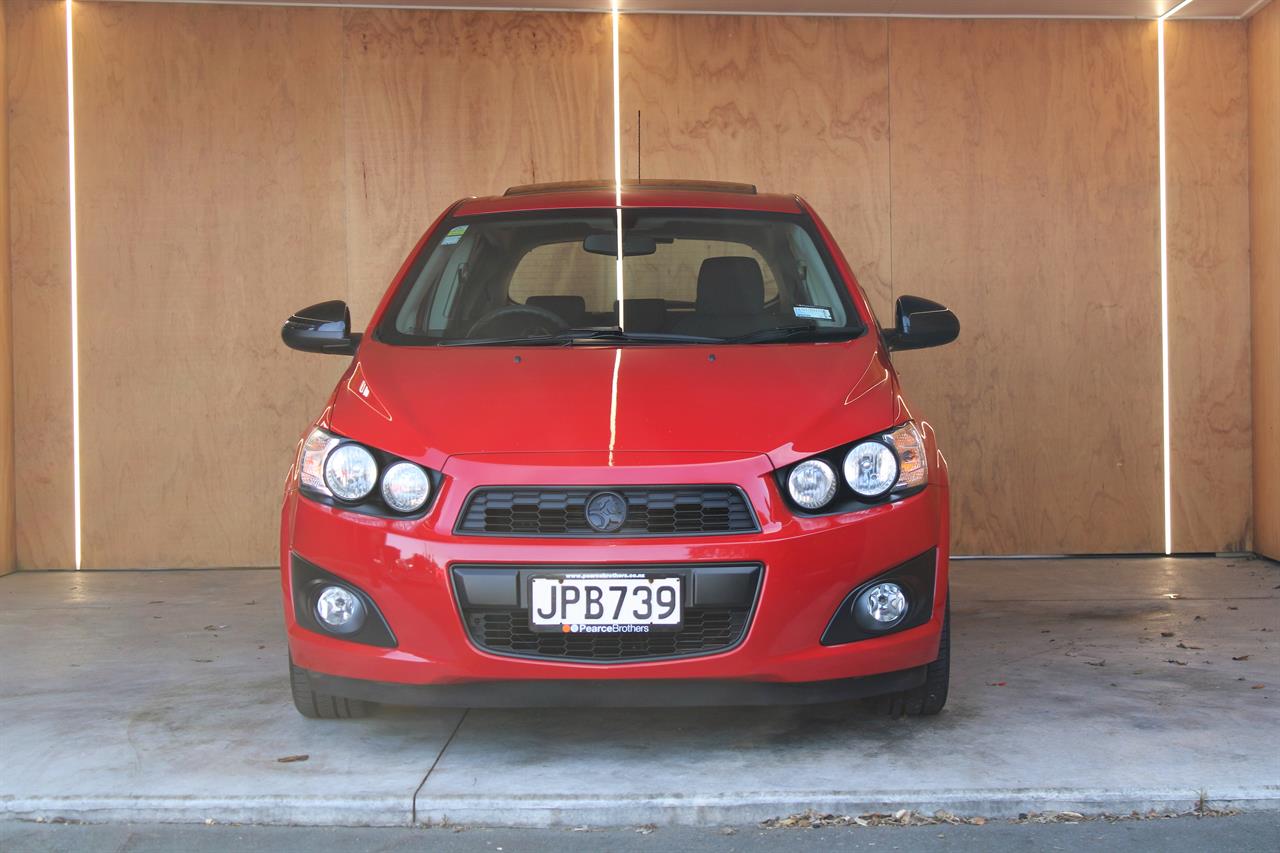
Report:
329,336,902,469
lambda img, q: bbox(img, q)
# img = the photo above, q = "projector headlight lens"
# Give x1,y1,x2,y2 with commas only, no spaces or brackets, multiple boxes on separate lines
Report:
381,461,431,513
323,444,378,502
314,585,366,635
843,440,898,498
787,459,839,510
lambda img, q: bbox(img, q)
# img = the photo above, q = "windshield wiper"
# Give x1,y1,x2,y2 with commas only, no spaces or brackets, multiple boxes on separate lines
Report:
437,334,573,347
722,325,857,344
557,327,723,345
438,327,721,347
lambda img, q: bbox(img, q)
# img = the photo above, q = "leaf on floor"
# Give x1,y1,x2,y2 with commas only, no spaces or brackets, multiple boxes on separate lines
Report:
1176,642,1203,650
1166,659,1188,666
1232,655,1250,661
276,754,309,763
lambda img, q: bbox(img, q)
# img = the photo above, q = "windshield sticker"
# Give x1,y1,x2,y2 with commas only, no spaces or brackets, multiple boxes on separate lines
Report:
793,304,834,321
441,225,469,246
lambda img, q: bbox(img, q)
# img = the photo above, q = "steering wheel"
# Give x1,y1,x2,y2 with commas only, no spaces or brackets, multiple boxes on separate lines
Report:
467,304,569,340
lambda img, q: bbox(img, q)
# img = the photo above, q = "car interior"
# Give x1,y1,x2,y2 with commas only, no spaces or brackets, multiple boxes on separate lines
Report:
523,256,778,337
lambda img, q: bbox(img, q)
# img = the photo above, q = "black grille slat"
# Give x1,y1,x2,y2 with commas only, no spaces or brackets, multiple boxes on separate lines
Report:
464,607,750,662
456,486,758,537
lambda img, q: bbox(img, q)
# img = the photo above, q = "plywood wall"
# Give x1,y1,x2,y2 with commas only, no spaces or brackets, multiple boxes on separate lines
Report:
5,0,73,569
343,9,613,325
1,4,1262,565
618,14,892,318
0,0,13,577
1165,21,1253,553
888,20,1164,554
69,2,350,568
1250,0,1280,560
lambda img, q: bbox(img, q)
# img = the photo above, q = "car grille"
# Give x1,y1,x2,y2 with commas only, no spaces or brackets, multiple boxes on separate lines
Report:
462,607,751,662
454,486,758,537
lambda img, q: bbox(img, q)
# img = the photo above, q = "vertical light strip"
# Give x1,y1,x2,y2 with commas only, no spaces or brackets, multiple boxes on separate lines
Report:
608,349,621,466
611,0,625,331
65,0,82,571
1157,0,1194,556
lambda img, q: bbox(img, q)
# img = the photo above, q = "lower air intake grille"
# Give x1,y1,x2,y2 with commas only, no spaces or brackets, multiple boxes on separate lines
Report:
463,607,750,662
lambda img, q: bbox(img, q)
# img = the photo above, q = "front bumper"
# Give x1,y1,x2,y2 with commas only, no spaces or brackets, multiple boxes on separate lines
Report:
302,666,927,708
280,451,949,697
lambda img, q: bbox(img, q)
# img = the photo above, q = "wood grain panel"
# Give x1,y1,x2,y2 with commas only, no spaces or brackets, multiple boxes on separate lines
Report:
888,20,1163,554
1165,21,1252,553
1250,0,1280,559
72,2,348,568
0,0,13,576
342,9,613,326
618,14,893,318
5,0,74,569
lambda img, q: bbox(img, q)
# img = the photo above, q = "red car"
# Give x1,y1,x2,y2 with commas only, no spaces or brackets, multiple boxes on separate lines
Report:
280,180,959,718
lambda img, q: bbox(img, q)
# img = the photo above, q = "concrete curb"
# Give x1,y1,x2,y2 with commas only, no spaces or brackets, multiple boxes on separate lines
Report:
5,786,1279,827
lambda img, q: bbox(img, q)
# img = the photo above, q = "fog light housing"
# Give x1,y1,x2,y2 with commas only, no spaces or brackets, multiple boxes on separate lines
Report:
314,585,366,635
853,582,908,631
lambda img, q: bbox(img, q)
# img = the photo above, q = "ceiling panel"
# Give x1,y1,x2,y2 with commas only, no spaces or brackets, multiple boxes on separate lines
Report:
92,0,1267,18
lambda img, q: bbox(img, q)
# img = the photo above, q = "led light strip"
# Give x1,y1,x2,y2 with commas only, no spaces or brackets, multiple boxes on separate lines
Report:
611,0,625,331
66,0,82,571
1157,0,1195,556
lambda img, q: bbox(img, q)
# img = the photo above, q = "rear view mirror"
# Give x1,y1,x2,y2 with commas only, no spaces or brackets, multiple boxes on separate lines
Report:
583,233,658,257
884,295,960,351
282,300,362,355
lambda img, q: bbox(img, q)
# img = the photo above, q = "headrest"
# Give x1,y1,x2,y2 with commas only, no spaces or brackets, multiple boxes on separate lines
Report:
525,295,586,326
696,257,765,316
614,298,666,333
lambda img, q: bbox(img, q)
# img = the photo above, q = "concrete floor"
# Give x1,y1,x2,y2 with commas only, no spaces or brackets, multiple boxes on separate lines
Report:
0,557,1276,827
7,813,1280,853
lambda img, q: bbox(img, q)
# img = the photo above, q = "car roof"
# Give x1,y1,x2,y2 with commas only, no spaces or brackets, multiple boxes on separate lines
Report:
452,179,806,217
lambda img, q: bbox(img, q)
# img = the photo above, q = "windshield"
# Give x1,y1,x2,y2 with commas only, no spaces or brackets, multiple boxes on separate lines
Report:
377,208,865,346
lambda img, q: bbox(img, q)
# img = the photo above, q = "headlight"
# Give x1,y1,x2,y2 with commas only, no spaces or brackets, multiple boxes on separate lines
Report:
788,459,838,509
299,428,340,495
323,444,378,501
843,440,898,498
381,461,432,513
885,421,928,491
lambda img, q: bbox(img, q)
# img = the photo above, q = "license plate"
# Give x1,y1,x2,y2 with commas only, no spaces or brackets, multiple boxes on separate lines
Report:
528,574,682,633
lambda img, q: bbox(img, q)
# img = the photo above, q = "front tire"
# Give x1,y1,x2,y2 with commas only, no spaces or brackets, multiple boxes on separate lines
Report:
877,600,950,717
289,657,374,719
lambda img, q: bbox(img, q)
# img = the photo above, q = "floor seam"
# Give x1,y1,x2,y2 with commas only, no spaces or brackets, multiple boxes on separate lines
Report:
411,708,469,826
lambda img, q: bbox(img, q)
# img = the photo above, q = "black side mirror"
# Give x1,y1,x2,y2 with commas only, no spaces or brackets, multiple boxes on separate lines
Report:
884,295,960,351
282,300,362,355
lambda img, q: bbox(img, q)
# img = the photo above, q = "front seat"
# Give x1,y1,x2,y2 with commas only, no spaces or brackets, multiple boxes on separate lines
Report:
671,257,767,338
614,298,667,333
525,295,586,327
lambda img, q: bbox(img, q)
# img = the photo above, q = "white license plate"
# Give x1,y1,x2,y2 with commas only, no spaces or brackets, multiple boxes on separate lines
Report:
529,574,682,633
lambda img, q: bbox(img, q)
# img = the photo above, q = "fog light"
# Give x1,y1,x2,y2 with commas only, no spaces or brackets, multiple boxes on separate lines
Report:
853,582,908,631
315,585,366,635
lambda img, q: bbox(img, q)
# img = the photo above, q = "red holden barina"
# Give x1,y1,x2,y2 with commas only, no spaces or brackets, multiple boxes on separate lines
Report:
279,180,960,718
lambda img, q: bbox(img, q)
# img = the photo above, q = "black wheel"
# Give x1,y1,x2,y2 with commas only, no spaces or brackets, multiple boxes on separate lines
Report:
877,600,950,717
289,657,374,719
